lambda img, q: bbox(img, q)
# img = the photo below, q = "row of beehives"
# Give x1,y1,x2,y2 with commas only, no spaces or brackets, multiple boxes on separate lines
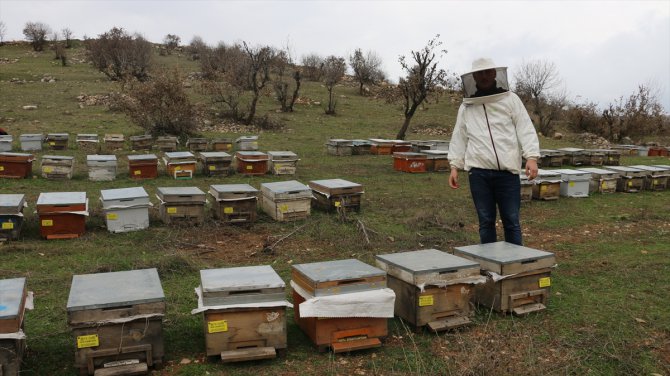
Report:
0,179,362,240
520,165,670,201
326,138,449,156
0,150,300,180
0,133,261,153
1,242,555,374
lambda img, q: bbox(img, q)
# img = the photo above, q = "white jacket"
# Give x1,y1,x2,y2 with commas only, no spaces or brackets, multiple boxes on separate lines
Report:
448,92,540,175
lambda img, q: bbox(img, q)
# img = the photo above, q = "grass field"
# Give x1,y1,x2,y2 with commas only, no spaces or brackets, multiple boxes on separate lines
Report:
1,43,669,376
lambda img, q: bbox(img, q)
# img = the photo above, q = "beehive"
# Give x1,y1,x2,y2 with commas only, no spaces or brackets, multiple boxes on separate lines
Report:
36,192,87,239
577,167,619,194
86,155,117,181
291,259,393,352
583,149,605,166
76,134,99,153
235,136,259,151
427,140,449,151
454,242,556,315
40,155,75,179
235,151,268,175
128,154,159,179
187,137,208,152
309,179,363,212
268,151,299,175
539,149,564,167
410,140,433,153
155,136,178,152
369,139,394,155
260,180,311,221
19,134,43,152
67,269,165,375
163,151,197,179
588,149,621,166
375,249,484,331
0,152,34,179
390,140,412,153
326,139,353,156
0,194,26,241
647,146,669,157
102,133,125,152
603,166,646,192
557,147,587,166
211,138,234,152
209,184,259,223
351,139,372,155
635,146,649,156
157,187,206,225
196,266,287,362
421,150,449,172
0,135,13,152
393,152,427,173
519,174,533,202
532,169,561,200
129,134,153,150
652,165,670,190
45,133,69,150
629,165,669,191
0,277,29,376
199,152,232,177
100,187,152,233
552,169,591,198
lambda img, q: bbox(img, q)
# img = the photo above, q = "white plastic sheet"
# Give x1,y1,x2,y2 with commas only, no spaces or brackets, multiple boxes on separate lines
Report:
190,286,292,314
290,280,395,318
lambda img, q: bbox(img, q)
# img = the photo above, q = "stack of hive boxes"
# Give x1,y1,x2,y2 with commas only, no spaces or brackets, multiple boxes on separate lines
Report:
41,155,75,179
46,133,69,150
309,179,363,212
552,169,591,198
261,181,311,221
103,134,124,151
100,187,152,233
163,151,196,179
0,277,32,376
86,155,117,181
156,136,178,152
0,152,34,179
235,151,268,175
36,192,88,239
199,152,232,177
128,154,159,179
76,134,99,153
235,136,259,151
157,187,206,225
267,151,299,175
0,135,13,152
0,194,26,241
578,167,618,194
209,184,259,224
19,134,43,152
604,166,645,192
532,169,561,200
327,139,353,156
130,134,153,150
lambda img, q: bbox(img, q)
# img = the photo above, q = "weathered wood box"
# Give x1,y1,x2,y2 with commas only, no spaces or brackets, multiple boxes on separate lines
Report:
577,167,619,194
235,136,259,151
36,192,87,239
196,266,287,362
209,184,259,223
652,165,670,190
0,194,26,241
410,140,433,153
519,174,533,202
309,179,363,212
326,139,353,156
583,149,605,166
157,187,206,226
391,140,412,153
268,151,299,175
19,134,43,152
629,165,669,191
45,133,69,150
600,149,622,165
41,155,75,179
552,169,591,198
393,152,427,173
128,154,159,179
421,150,449,172
539,149,564,168
76,134,99,153
235,151,268,175
86,155,117,182
102,133,125,152
557,147,588,166
155,136,178,152
199,152,232,177
66,269,165,376
187,138,208,152
261,181,311,222
375,249,484,331
369,139,394,155
291,259,392,353
100,187,152,233
0,277,29,376
532,169,561,200
454,242,556,315
0,152,34,179
351,139,372,155
211,138,233,152
163,151,197,179
0,135,13,152
604,166,646,193
129,134,153,151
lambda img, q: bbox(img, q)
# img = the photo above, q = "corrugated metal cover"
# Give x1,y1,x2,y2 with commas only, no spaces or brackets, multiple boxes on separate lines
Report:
454,242,554,265
164,151,194,159
0,277,26,320
201,265,285,292
210,184,258,194
375,249,479,275
128,154,158,161
0,194,26,212
37,192,86,205
309,179,361,190
293,259,384,283
100,187,149,201
67,269,164,311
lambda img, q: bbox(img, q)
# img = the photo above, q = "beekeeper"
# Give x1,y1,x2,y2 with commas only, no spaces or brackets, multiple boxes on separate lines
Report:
448,58,540,246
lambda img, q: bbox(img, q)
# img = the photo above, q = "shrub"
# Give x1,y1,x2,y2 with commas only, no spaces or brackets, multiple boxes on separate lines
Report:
85,27,152,81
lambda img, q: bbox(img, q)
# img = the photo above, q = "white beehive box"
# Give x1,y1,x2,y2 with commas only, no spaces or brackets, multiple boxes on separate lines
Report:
577,167,619,193
235,136,259,151
19,134,43,151
87,155,117,181
0,135,13,152
551,168,591,198
100,187,152,233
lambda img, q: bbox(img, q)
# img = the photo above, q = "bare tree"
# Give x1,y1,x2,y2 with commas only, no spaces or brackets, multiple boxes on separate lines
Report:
602,84,665,140
301,53,324,81
61,28,74,48
322,55,346,115
163,34,180,54
242,42,276,124
0,21,7,45
395,35,448,140
349,48,385,95
273,49,301,112
85,27,152,81
187,35,207,60
23,22,51,51
513,59,563,136
50,32,67,66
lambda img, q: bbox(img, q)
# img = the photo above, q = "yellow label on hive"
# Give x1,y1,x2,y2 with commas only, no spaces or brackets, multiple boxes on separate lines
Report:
419,295,434,306
628,181,633,187
41,219,53,227
209,165,216,171
539,277,551,288
223,207,234,214
167,207,177,214
77,334,99,348
49,142,55,146
653,179,658,184
540,185,547,192
246,165,253,170
334,201,341,207
2,222,14,230
208,320,228,333
106,213,118,220
0,166,4,171
175,166,181,171
134,170,141,175
279,204,289,213
569,181,575,187
43,167,53,173
251,142,258,147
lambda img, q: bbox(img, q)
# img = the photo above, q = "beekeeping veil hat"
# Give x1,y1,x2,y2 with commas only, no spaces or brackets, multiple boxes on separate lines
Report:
461,58,510,103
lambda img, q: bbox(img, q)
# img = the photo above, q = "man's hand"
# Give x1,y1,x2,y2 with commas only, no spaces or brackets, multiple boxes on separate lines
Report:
449,168,460,189
525,159,538,180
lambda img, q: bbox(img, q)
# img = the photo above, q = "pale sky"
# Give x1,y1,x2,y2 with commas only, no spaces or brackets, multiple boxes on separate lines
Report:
1,0,669,110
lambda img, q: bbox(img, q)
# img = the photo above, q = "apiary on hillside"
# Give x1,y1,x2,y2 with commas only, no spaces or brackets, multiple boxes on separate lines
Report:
100,187,152,233
163,151,197,179
157,186,206,225
0,194,26,241
199,152,232,176
209,184,259,224
102,133,125,151
193,266,288,362
129,134,153,150
235,151,269,175
577,167,619,194
454,242,556,315
393,152,427,173
86,155,117,182
260,180,311,221
375,249,485,331
0,152,34,179
326,139,353,156
628,165,669,191
268,151,299,175
66,269,165,375
235,136,259,151
155,136,178,152
0,135,13,152
421,150,449,172
0,277,31,376
309,178,363,212
211,138,233,152
41,155,75,179
128,154,159,179
19,134,43,152
532,169,561,200
291,259,394,352
551,169,591,198
603,166,646,192
76,134,99,153
45,133,69,150
36,191,88,239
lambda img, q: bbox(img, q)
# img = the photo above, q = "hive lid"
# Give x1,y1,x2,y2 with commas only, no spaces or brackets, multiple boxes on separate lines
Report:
652,165,670,171
421,150,448,156
42,155,74,161
556,147,584,153
130,134,152,140
261,180,310,195
236,151,267,157
309,179,362,191
268,151,297,158
199,152,231,159
37,192,86,205
67,268,164,311
128,154,158,161
351,139,372,145
210,184,258,194
0,194,26,213
393,152,426,158
104,134,125,140
87,154,117,162
100,187,149,201
0,152,33,158
454,241,554,266
156,187,206,201
164,151,194,159
375,249,479,275
577,167,619,176
537,169,562,178
235,136,258,142
292,259,385,283
77,134,98,139
0,277,26,320
47,133,69,138
201,265,285,293
628,165,667,173
604,166,643,173
20,134,43,140
550,168,591,177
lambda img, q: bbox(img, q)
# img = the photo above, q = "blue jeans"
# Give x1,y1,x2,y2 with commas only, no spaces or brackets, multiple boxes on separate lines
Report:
468,168,522,245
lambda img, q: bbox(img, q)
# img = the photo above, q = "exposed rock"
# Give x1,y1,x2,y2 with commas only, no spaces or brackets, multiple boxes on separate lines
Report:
22,105,37,110
576,132,611,148
553,132,563,140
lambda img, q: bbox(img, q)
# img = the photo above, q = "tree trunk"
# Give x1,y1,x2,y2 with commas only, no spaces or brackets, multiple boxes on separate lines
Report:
396,111,415,140
359,81,364,96
247,92,259,124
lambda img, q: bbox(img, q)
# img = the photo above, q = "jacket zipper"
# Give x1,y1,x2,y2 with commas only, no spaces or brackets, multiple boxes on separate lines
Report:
483,104,501,170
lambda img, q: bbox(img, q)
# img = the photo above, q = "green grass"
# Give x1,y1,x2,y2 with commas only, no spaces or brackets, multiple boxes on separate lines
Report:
1,43,669,375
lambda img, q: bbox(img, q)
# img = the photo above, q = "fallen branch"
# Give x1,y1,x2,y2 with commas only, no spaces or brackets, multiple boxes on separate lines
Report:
357,219,371,245
263,222,311,253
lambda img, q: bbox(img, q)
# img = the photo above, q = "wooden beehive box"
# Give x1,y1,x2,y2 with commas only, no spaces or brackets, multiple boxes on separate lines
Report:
36,192,87,239
76,134,99,153
375,249,483,331
199,152,232,177
268,151,299,175
102,133,125,152
410,140,433,153
187,137,208,152
519,174,533,202
427,140,449,151
604,166,646,192
19,134,43,152
393,152,427,173
309,178,363,212
351,139,372,155
648,147,669,157
454,242,556,315
0,135,13,152
100,187,152,233
0,277,28,376
0,194,26,241
552,169,591,198
235,151,268,175
583,149,605,166
629,165,669,191
129,134,153,150
155,136,178,152
198,266,287,362
291,259,389,352
601,149,622,165
326,139,353,156
45,133,69,150
86,155,117,182
577,167,619,194
421,150,449,172
163,151,196,179
260,180,311,221
369,139,393,155
157,187,206,225
67,269,165,375
0,152,34,179
41,155,75,179
391,140,412,153
209,184,259,223
235,136,259,151
652,165,670,190
211,138,234,152
557,147,587,166
128,154,159,179
532,169,561,200
539,149,564,168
